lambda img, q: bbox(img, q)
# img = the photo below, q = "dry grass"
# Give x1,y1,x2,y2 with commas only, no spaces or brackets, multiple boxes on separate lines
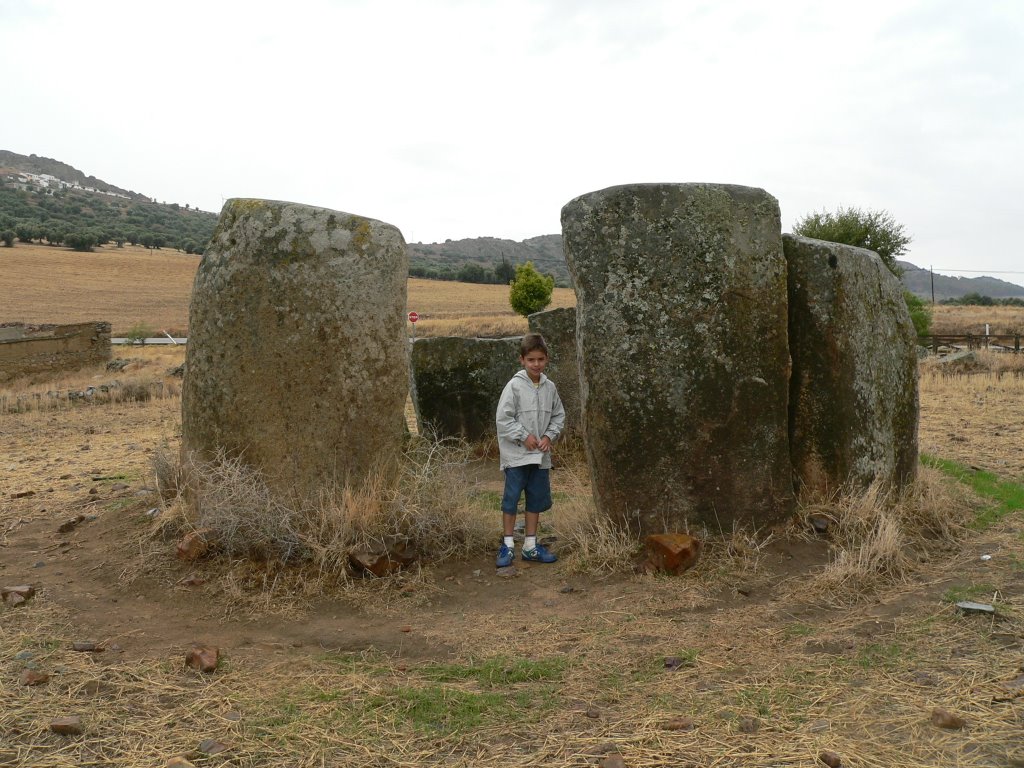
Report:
0,242,199,335
0,243,576,338
930,304,1024,336
919,352,1024,479
803,468,977,604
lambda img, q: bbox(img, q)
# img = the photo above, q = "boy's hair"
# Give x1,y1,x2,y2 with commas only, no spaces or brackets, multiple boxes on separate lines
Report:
520,332,549,357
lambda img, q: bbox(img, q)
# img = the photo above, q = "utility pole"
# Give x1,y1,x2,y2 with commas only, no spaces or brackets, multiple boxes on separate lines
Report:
930,265,935,305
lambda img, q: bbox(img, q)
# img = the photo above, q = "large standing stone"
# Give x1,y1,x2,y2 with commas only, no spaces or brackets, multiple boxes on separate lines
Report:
410,337,521,440
528,307,580,437
561,183,793,532
784,234,919,493
182,199,408,500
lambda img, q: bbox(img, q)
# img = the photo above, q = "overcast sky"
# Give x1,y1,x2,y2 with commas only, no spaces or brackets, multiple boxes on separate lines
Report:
3,0,1021,284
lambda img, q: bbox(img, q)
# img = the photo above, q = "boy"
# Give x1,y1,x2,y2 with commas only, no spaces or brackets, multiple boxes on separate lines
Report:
495,333,565,566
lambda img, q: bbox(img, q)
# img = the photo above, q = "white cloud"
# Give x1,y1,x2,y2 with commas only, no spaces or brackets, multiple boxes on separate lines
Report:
2,0,1022,282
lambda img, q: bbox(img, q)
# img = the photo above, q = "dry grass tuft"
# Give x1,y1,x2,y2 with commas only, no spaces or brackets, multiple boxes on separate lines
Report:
555,465,642,574
161,435,495,584
805,468,977,603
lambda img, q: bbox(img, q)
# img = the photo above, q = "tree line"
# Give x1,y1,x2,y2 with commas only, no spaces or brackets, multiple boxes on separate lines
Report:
0,180,217,253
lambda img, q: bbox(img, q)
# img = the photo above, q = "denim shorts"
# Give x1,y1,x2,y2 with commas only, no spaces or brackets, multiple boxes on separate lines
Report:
501,464,552,514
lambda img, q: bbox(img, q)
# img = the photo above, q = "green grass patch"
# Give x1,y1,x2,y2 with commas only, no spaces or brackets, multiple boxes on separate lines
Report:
943,583,998,604
921,454,1024,529
782,622,816,639
418,655,568,687
367,684,545,733
854,642,905,670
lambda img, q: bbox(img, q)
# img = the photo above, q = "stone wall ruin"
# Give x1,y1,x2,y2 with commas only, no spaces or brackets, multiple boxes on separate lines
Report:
0,322,112,383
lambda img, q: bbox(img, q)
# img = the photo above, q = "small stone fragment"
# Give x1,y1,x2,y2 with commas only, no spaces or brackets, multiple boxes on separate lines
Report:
643,533,702,575
663,716,694,731
931,707,966,729
177,574,206,587
165,758,196,768
20,669,50,686
585,707,602,719
559,584,578,594
496,565,519,579
955,601,996,615
197,739,230,755
185,644,219,673
600,755,626,768
663,655,696,671
807,514,831,534
50,716,84,735
738,715,760,733
400,625,412,633
819,750,842,767
1,585,35,605
72,641,103,652
58,514,86,533
10,490,36,499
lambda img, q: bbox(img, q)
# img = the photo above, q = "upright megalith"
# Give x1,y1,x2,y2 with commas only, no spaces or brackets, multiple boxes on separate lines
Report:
784,234,919,494
562,183,793,532
182,199,408,499
528,307,580,437
410,336,521,440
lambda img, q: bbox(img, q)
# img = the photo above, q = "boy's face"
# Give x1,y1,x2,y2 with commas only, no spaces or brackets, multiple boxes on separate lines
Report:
521,350,548,382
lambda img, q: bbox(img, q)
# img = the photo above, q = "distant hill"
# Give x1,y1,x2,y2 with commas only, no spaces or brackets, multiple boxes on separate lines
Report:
0,150,148,201
408,235,569,286
0,150,217,253
898,261,1024,300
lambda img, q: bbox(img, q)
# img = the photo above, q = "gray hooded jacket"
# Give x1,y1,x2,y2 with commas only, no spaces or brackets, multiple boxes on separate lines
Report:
495,370,566,470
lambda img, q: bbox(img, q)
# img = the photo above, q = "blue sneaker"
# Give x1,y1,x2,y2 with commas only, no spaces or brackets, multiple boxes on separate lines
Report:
496,543,515,568
521,543,557,563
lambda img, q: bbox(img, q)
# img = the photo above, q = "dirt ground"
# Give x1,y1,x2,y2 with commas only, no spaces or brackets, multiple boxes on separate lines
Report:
2,349,1023,767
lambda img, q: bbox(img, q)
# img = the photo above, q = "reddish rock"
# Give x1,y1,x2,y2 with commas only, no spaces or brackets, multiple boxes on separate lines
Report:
185,644,219,673
1,585,35,605
20,669,50,686
662,716,695,731
644,533,702,575
58,514,86,533
50,716,84,735
165,758,196,768
11,490,36,499
819,750,842,767
176,529,217,561
931,707,966,729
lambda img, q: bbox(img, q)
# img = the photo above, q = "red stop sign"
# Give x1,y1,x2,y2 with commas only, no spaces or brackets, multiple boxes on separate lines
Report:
408,311,419,323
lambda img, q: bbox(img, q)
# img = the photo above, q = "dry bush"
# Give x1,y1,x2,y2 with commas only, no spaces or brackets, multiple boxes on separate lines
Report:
556,465,642,573
164,435,493,582
805,468,976,603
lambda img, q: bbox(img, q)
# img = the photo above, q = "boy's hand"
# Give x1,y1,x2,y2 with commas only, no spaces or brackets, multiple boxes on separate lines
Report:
538,436,551,452
524,434,540,450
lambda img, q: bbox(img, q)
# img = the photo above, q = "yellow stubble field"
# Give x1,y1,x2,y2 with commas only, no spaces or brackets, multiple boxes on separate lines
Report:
0,242,576,337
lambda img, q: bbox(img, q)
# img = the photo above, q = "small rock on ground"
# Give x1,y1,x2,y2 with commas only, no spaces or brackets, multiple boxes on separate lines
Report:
931,707,966,730
185,644,219,673
50,716,84,735
819,750,843,767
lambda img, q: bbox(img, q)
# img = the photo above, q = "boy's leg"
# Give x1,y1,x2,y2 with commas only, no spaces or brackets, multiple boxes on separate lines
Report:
498,467,527,566
522,468,557,563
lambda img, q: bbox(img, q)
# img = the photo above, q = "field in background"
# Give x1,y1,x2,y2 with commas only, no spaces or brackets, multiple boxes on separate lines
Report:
0,242,575,338
930,304,1024,335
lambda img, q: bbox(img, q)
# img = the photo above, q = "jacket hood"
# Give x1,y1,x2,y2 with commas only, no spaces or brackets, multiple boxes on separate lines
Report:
513,369,548,386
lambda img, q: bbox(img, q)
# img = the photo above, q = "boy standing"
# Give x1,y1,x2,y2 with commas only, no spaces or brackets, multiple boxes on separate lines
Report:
495,333,565,566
